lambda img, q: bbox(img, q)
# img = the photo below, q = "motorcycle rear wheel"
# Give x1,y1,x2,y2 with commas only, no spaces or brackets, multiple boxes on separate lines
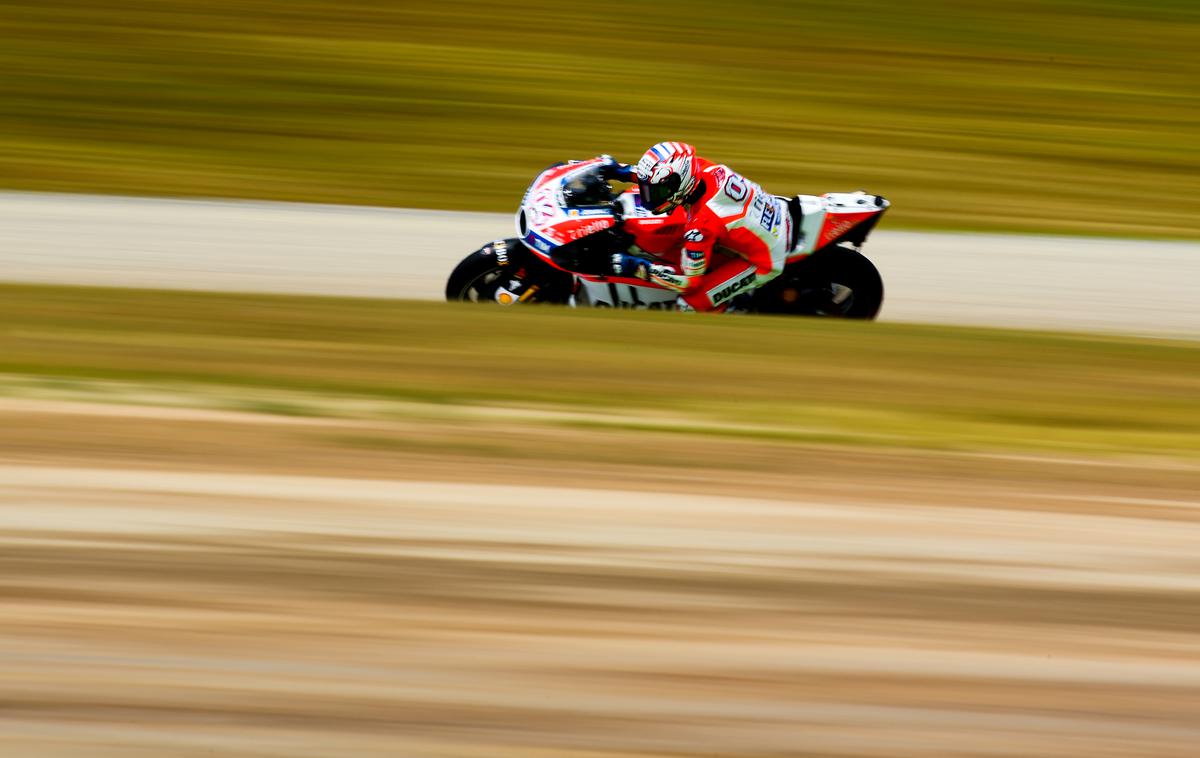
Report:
754,246,883,319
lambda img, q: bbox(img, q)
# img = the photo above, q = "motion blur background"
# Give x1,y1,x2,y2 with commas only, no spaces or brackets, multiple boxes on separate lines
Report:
3,0,1199,235
2,2,1199,757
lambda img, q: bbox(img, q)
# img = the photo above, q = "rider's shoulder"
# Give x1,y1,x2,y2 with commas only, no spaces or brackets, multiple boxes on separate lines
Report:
701,163,750,196
699,162,732,183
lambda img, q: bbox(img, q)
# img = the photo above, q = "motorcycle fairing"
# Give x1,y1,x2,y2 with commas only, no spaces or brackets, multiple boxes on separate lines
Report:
574,279,678,309
517,157,687,270
787,192,890,262
516,158,888,290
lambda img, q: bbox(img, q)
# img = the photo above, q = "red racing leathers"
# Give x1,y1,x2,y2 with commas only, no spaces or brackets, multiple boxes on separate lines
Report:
646,159,792,311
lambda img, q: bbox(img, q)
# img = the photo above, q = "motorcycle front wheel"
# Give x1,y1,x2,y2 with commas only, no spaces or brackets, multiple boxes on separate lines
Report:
445,239,573,305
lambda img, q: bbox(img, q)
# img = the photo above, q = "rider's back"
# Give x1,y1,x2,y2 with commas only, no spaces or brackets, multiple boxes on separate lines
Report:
688,161,790,267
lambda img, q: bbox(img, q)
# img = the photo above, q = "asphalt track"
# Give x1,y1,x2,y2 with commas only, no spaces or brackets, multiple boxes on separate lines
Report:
2,191,1198,337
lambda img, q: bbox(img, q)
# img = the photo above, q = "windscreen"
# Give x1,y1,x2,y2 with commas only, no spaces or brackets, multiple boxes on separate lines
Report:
561,167,614,207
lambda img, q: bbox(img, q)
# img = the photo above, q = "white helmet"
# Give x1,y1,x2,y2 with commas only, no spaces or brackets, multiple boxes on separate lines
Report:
634,141,698,214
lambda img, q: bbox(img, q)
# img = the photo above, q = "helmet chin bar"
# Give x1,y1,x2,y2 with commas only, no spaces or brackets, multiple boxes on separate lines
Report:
682,179,705,207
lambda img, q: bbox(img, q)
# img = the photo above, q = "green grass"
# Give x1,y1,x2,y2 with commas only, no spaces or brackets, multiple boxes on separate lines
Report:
1,283,1197,458
0,1,1197,237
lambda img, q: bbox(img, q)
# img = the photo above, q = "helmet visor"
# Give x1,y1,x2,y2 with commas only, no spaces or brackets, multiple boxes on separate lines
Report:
639,174,681,213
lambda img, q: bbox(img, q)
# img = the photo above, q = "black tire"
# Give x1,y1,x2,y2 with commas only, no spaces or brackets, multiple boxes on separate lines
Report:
753,246,884,319
445,240,573,304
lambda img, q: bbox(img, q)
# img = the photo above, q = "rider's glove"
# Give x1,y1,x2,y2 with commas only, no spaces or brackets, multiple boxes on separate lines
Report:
598,154,635,183
611,252,654,280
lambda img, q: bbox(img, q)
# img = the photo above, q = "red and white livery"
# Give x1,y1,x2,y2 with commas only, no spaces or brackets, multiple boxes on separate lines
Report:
446,155,890,319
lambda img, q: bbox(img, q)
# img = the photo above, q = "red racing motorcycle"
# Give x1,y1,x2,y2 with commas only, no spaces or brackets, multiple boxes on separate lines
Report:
446,157,888,317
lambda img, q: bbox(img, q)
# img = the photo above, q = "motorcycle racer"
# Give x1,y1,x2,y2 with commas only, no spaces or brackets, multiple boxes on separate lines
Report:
609,142,795,311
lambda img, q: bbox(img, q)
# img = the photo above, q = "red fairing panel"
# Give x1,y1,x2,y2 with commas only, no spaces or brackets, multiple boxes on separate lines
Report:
625,205,688,257
816,210,880,249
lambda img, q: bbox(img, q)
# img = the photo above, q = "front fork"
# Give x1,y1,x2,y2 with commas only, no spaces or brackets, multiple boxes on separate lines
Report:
492,269,540,305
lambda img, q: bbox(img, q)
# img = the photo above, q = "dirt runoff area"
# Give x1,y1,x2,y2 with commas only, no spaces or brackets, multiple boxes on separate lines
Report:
2,399,1199,758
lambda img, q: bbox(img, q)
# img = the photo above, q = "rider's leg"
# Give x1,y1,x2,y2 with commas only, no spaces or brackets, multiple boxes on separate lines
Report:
679,257,755,312
679,244,787,312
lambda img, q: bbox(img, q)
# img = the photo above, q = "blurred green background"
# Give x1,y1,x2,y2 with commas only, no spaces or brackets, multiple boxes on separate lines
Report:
2,284,1198,459
2,0,1197,237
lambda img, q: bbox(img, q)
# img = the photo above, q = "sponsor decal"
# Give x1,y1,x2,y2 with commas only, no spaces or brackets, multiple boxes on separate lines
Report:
748,194,780,233
525,230,553,253
569,220,611,240
760,202,777,231
682,249,705,277
709,166,727,185
684,229,705,243
651,268,687,290
635,154,655,180
567,206,613,218
708,270,757,306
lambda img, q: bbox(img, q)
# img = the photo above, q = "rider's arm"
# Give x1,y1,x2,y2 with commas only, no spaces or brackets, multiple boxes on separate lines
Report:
648,225,714,293
597,154,636,184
